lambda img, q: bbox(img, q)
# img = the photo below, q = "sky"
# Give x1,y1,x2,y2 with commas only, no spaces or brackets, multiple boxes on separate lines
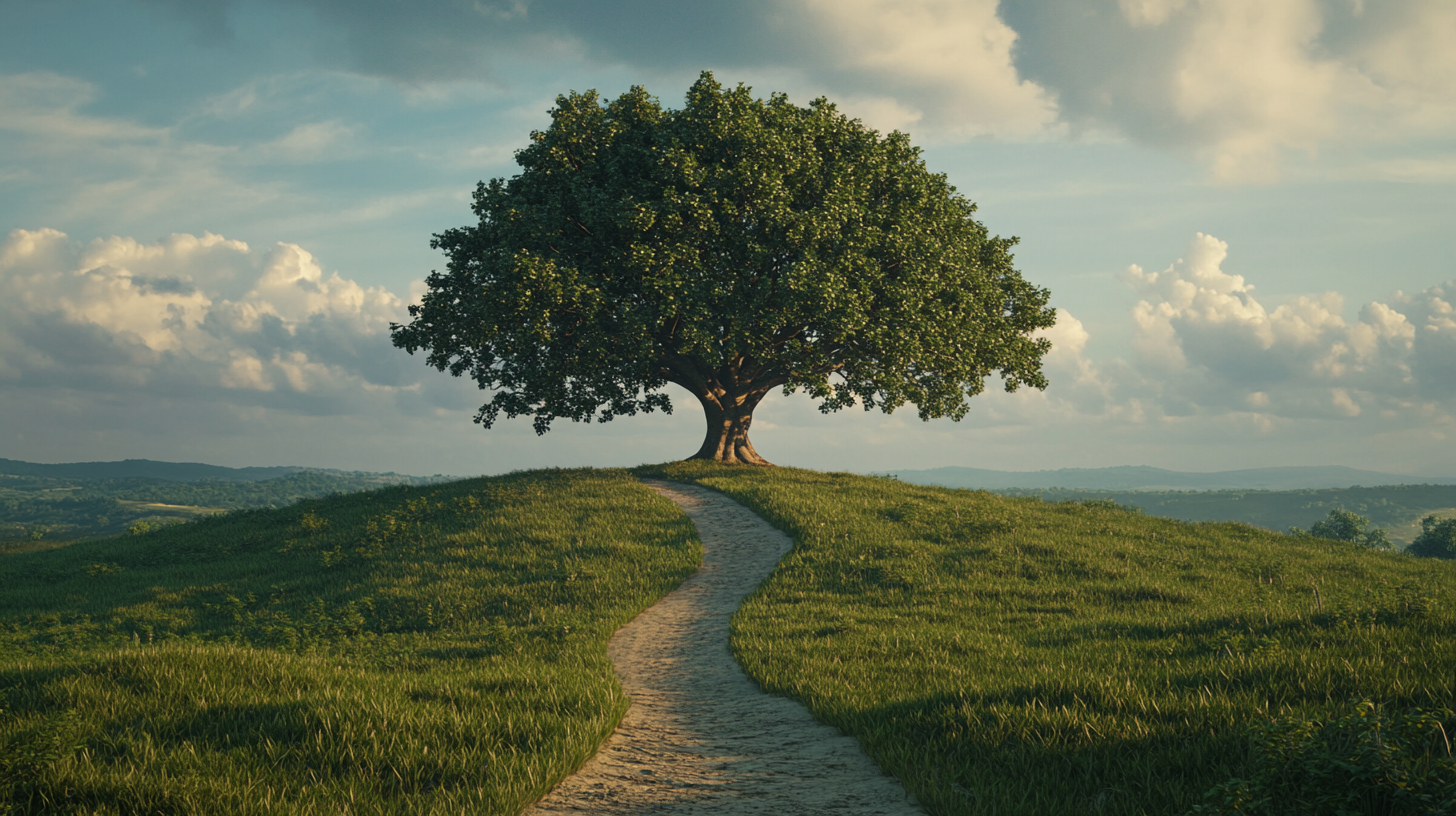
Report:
1,0,1453,478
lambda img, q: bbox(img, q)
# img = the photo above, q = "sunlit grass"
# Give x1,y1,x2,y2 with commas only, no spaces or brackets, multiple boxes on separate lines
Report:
0,468,699,815
638,461,1456,816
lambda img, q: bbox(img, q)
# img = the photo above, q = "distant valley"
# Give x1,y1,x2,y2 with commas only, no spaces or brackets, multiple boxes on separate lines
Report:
880,464,1456,491
0,458,458,541
881,465,1456,545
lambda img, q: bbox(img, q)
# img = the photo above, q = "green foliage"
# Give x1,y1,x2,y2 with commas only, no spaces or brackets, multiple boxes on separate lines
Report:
0,469,699,815
1192,702,1455,815
1408,515,1456,560
1305,509,1393,550
637,461,1456,816
394,72,1055,451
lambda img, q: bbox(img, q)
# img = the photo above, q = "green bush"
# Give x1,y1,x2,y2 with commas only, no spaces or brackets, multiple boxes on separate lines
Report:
1305,509,1392,550
1192,702,1456,815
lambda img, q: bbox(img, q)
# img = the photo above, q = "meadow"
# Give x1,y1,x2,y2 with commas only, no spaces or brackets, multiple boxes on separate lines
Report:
4,462,1453,815
639,462,1456,815
0,469,699,815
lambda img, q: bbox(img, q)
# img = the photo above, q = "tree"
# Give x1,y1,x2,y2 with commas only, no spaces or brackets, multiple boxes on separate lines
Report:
1303,509,1391,550
392,73,1056,464
1407,514,1456,559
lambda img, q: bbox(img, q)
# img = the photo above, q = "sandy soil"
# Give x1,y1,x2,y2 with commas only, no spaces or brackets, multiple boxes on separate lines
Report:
525,480,924,815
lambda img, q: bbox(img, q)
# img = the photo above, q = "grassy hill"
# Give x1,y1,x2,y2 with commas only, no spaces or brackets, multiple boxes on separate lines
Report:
0,469,698,815
641,462,1456,815
4,464,1453,815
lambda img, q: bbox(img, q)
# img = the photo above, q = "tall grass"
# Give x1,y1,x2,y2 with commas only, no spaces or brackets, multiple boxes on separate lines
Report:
0,468,699,815
638,462,1456,815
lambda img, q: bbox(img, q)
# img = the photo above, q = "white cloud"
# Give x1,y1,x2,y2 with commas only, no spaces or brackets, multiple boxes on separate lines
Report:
0,70,445,238
254,120,361,163
1003,0,1456,180
791,0,1060,139
0,71,165,143
0,227,426,408
1121,232,1453,420
0,71,288,227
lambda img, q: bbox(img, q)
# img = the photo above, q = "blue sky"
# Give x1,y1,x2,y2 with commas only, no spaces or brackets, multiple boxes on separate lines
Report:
1,0,1453,477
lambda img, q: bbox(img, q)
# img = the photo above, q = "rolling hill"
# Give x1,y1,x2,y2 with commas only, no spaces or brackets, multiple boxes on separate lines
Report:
882,464,1456,491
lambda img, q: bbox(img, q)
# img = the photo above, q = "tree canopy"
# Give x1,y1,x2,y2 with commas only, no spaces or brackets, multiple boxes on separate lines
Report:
392,73,1056,464
1299,508,1392,550
1407,514,1456,559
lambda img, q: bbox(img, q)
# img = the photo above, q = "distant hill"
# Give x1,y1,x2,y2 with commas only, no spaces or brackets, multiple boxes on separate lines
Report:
0,458,454,484
0,458,306,483
881,465,1456,492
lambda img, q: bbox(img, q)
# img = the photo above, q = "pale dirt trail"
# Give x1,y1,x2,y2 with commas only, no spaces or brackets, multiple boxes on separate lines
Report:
525,480,924,815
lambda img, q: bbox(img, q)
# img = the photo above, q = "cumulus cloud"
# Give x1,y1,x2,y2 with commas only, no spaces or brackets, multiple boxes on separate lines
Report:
0,228,445,414
777,0,1059,138
1002,0,1456,180
1121,232,1455,420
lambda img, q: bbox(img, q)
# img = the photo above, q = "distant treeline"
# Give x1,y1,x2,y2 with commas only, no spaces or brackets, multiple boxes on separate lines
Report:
0,470,454,540
999,484,1456,544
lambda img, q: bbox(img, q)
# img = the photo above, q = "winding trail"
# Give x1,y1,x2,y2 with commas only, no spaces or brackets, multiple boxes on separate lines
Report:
526,480,924,815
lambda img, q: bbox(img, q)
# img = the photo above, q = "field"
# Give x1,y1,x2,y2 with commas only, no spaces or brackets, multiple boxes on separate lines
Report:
640,462,1456,815
0,469,699,815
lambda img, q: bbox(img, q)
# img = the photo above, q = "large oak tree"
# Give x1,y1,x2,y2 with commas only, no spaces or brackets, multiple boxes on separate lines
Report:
392,74,1057,465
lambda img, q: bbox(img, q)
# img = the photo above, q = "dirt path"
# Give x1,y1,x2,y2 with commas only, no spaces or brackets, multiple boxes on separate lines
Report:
526,480,924,815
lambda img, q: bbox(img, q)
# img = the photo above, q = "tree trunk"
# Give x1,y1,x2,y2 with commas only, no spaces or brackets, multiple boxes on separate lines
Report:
689,394,773,466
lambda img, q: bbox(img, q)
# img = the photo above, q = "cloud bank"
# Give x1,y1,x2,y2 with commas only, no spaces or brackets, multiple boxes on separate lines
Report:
1004,0,1456,179
1015,233,1456,438
0,227,446,416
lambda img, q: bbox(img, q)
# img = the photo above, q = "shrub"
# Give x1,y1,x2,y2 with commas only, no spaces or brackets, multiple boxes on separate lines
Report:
1305,509,1392,550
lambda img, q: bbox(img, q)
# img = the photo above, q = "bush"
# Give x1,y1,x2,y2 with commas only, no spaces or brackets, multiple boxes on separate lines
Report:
1191,702,1456,816
1304,509,1392,550
1408,515,1456,560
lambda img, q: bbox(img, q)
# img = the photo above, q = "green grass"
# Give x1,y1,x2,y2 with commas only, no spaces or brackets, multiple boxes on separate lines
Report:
637,462,1456,816
0,468,699,815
